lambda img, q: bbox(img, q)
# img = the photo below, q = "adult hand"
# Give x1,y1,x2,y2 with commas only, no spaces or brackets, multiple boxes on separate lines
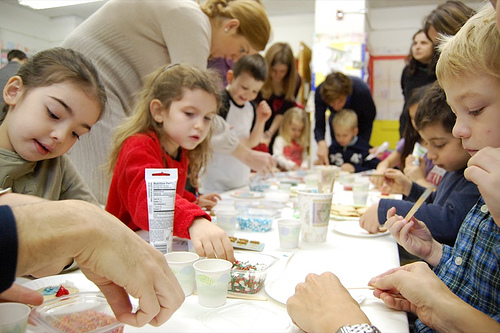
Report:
197,193,221,210
369,262,446,328
287,272,370,332
0,283,43,305
378,169,412,196
464,147,500,225
359,203,382,233
369,262,500,332
316,140,330,165
188,218,235,262
13,200,185,327
383,207,442,266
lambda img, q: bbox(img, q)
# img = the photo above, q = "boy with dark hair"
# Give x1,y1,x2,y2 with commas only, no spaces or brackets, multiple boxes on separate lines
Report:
360,82,479,246
201,54,271,193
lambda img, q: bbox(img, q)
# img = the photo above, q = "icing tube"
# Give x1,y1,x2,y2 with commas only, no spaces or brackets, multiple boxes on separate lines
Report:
411,142,428,166
145,169,178,254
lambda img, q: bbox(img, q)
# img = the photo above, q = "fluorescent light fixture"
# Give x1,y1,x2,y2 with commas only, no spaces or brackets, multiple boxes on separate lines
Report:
19,0,103,10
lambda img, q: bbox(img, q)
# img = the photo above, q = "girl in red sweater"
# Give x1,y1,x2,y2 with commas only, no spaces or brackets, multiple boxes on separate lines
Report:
106,64,234,261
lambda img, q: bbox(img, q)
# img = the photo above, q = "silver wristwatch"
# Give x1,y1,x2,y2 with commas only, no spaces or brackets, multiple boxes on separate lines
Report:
336,324,381,333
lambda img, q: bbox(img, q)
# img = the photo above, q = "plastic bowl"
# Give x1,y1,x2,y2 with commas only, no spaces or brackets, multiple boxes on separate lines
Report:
237,208,276,232
30,292,124,333
229,252,277,294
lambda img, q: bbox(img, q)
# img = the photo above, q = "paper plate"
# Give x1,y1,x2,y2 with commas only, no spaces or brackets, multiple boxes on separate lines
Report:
198,303,291,332
265,277,365,305
332,221,390,238
22,273,99,294
230,191,264,199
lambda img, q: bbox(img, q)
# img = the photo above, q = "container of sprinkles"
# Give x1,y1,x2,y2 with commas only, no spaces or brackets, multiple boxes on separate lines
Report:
30,292,124,333
229,251,277,294
237,208,277,232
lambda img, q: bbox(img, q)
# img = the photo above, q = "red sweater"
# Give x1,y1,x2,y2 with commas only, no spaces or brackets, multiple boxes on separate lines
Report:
105,131,210,239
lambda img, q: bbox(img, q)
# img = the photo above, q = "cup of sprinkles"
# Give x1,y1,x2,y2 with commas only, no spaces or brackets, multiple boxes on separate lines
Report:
30,292,124,333
229,252,277,294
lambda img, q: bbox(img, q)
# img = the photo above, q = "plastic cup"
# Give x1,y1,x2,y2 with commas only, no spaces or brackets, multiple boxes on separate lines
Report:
277,218,302,249
0,303,30,333
352,180,370,206
215,209,238,236
315,165,340,192
297,191,333,243
165,251,199,296
194,259,232,307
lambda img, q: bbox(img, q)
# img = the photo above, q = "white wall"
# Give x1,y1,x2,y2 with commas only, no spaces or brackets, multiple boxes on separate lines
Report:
367,2,481,56
0,1,314,59
267,13,315,56
0,1,82,53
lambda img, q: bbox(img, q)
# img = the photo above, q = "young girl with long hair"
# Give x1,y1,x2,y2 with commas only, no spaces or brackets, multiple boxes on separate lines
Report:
256,42,300,153
106,64,234,261
272,107,309,171
0,47,106,204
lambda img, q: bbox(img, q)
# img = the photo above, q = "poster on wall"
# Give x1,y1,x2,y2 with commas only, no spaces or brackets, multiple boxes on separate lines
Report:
312,32,366,90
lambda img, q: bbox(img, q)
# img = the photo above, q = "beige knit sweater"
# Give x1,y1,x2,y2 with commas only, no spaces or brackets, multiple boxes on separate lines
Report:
62,0,212,204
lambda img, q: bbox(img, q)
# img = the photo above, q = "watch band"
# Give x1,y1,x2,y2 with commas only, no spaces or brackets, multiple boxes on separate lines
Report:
336,324,381,333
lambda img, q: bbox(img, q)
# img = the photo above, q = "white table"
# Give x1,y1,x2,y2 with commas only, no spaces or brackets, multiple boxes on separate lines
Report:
23,177,409,332
126,180,408,332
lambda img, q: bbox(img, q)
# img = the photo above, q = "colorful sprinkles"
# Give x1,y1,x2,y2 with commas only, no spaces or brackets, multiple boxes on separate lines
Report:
53,310,123,333
229,260,267,294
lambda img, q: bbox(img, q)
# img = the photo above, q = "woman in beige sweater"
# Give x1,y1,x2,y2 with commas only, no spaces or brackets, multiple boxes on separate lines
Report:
62,0,273,204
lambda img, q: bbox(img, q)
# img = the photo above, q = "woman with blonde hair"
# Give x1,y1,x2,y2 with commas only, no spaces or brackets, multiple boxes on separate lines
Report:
62,0,273,204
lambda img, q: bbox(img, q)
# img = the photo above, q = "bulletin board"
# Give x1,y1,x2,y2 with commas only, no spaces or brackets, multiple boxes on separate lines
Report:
367,55,406,120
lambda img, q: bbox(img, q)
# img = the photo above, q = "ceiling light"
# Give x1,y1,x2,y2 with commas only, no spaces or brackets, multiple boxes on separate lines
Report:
19,0,103,10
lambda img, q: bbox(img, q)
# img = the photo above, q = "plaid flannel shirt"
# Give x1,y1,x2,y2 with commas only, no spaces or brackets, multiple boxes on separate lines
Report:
416,197,500,332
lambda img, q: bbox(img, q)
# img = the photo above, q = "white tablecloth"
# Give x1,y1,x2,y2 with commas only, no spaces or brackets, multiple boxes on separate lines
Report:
23,177,409,332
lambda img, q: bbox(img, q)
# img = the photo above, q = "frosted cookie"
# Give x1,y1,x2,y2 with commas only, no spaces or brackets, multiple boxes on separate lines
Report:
37,281,79,301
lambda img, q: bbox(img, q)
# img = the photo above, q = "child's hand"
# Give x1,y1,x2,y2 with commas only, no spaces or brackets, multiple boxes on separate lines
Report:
188,218,235,262
465,147,500,224
340,163,355,173
359,203,382,233
404,155,426,183
256,100,272,122
371,165,389,189
378,169,412,196
197,193,221,210
383,207,442,266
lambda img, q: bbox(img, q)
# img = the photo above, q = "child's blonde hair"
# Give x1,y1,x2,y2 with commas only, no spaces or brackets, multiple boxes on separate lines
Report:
332,109,357,131
200,0,270,52
279,107,310,149
107,64,221,188
436,5,500,85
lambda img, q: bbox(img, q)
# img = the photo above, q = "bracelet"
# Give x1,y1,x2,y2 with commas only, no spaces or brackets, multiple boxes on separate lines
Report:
336,324,381,333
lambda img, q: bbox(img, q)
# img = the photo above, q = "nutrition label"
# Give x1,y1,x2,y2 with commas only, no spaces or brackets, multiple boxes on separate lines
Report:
146,169,178,254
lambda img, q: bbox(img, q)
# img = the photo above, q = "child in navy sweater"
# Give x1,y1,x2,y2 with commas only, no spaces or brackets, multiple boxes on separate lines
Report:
325,109,380,173
359,82,480,246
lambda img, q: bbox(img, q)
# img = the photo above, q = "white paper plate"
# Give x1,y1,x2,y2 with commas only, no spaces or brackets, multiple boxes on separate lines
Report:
198,303,291,332
22,274,99,293
330,213,359,221
230,191,264,199
332,221,390,238
265,277,365,305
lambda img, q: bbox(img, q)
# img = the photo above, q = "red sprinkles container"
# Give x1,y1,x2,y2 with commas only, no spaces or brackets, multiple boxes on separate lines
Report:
229,252,277,294
30,292,124,333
